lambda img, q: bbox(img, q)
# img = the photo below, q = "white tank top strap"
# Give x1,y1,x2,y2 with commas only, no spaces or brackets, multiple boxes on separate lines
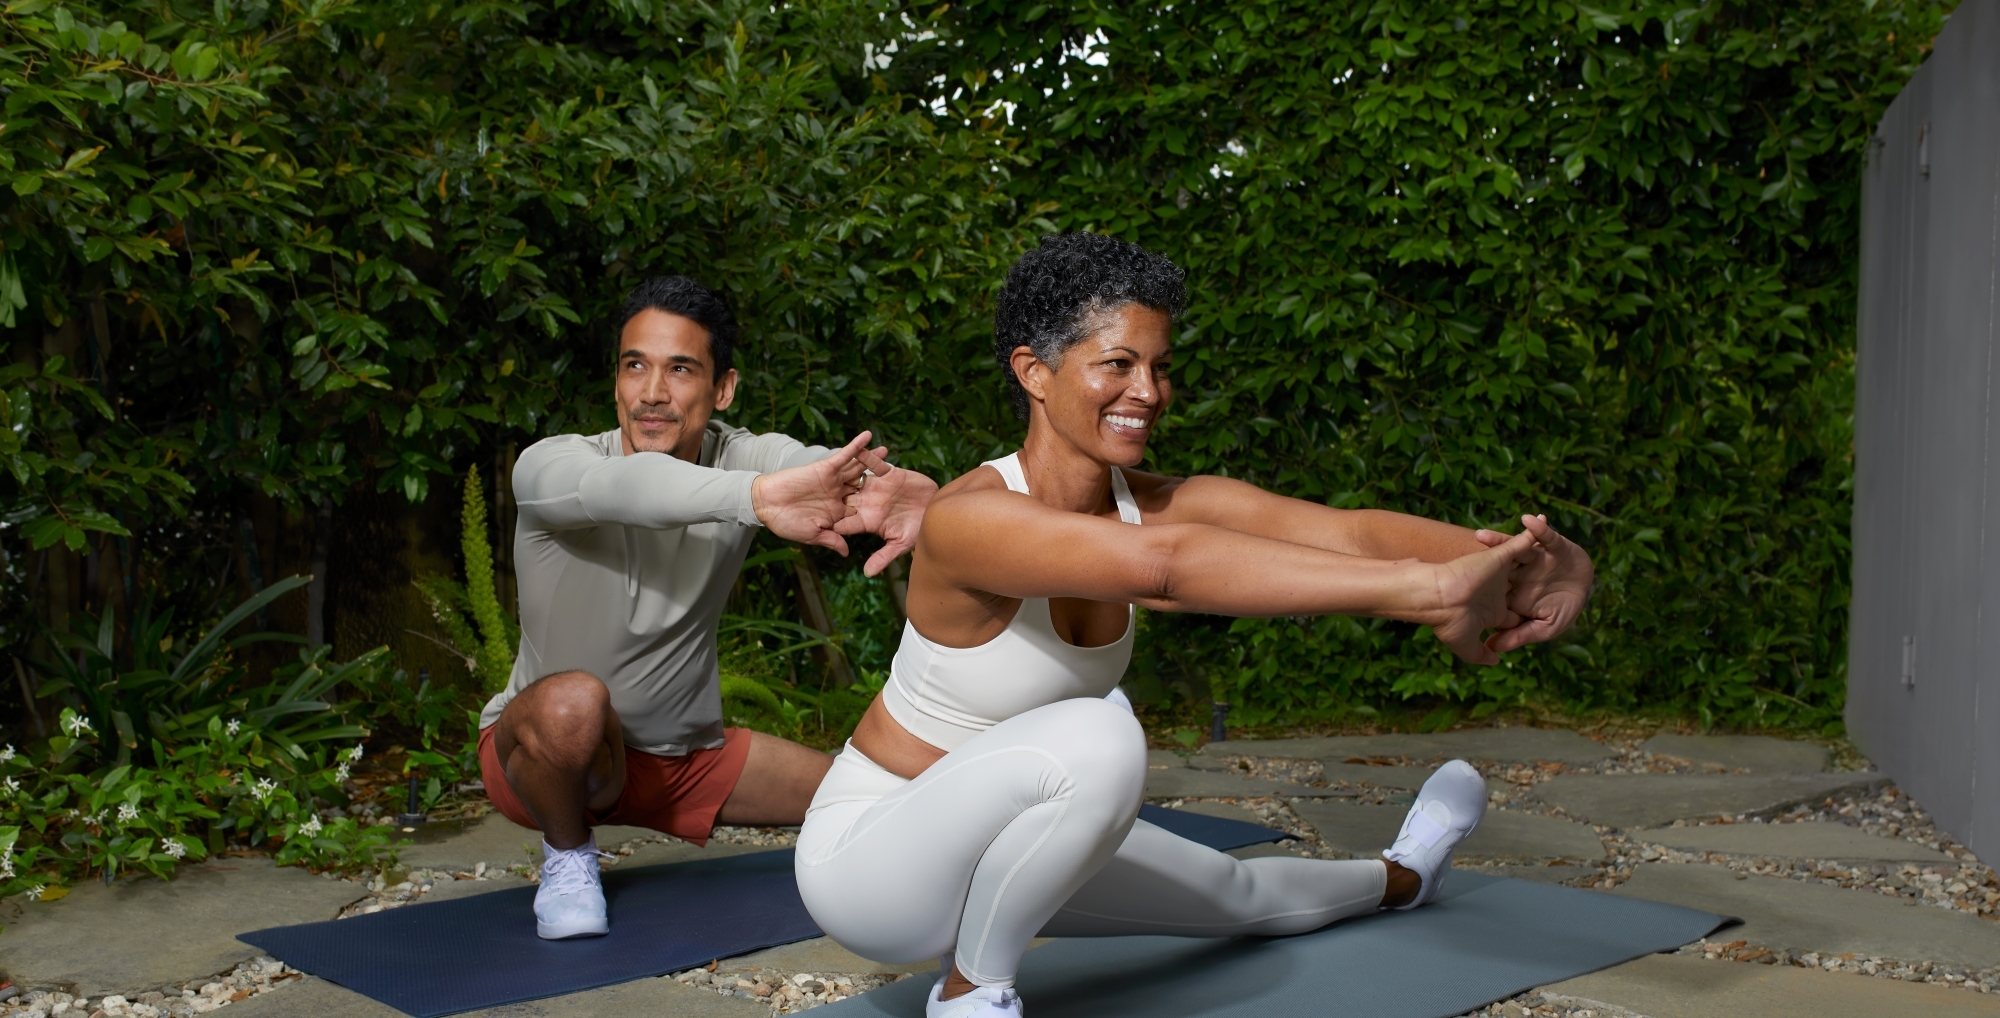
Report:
981,452,1142,525
985,452,1032,495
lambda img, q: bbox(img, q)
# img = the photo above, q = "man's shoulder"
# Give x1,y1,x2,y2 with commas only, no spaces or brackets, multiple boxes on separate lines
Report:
522,430,621,462
705,419,805,466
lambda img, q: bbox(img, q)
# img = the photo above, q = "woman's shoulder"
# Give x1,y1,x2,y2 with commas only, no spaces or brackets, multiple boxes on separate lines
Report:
934,461,1011,499
1117,466,1187,516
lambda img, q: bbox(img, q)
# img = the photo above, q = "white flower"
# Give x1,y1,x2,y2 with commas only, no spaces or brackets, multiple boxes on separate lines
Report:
163,839,187,859
61,714,93,738
252,777,278,801
0,744,16,763
334,762,351,782
86,810,107,827
116,803,139,824
0,854,14,879
299,816,323,837
24,883,42,899
226,718,242,736
3,776,19,795
347,745,365,763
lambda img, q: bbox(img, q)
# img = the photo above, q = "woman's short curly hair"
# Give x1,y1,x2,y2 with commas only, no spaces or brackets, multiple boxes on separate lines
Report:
993,232,1186,419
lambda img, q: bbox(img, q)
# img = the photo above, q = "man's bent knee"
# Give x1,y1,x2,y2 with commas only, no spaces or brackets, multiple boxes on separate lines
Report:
505,672,616,768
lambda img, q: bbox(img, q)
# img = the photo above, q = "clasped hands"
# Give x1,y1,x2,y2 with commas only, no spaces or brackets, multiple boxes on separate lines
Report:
750,431,939,576
1428,514,1595,667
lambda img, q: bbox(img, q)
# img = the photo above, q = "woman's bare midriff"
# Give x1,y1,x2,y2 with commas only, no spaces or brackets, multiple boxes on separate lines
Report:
850,693,946,780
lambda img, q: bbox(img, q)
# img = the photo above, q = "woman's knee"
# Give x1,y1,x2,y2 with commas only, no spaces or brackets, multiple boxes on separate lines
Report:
1027,698,1147,790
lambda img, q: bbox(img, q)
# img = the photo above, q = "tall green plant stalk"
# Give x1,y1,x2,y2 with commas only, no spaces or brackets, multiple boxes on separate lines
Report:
461,467,518,694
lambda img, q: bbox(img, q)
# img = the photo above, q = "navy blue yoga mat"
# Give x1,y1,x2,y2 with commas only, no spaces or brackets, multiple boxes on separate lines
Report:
239,807,1285,1017
241,849,817,1018
816,871,1734,1018
1137,803,1291,851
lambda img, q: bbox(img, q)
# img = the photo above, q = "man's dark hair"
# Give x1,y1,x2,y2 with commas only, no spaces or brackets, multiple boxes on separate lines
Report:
992,232,1186,419
618,275,738,379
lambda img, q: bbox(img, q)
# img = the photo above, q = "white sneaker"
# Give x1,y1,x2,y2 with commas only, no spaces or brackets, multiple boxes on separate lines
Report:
1382,759,1486,910
535,837,609,939
925,982,1023,1018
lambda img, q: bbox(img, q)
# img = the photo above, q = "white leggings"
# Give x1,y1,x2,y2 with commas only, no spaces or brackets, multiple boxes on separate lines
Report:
794,698,1388,988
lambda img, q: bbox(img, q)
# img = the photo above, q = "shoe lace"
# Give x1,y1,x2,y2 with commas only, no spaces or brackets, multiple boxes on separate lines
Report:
541,847,603,897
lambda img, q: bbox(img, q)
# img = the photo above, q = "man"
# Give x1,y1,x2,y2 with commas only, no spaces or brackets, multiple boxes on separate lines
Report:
477,275,938,939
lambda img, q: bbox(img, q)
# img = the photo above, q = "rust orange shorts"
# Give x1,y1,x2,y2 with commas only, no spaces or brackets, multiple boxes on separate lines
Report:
477,725,752,847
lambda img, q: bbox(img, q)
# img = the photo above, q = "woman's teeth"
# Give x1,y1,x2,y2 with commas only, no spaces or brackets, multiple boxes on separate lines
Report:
1104,414,1148,430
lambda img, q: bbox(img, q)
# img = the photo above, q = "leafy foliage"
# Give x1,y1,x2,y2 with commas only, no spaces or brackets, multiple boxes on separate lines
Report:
901,0,1945,730
413,468,519,693
9,583,406,892
2,0,1948,734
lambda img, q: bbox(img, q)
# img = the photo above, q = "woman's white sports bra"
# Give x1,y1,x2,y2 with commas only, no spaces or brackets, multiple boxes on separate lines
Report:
880,452,1140,751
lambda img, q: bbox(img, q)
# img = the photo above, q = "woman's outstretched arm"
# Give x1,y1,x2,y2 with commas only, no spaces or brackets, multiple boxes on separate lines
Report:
1131,472,1594,650
917,488,1540,665
1132,472,1484,561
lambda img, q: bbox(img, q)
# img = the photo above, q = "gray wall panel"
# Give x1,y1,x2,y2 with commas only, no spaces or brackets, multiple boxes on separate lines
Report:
1950,2,2000,855
1852,0,2000,861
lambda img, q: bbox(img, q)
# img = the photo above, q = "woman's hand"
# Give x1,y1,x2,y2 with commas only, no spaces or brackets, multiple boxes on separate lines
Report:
1421,529,1541,665
1473,514,1594,653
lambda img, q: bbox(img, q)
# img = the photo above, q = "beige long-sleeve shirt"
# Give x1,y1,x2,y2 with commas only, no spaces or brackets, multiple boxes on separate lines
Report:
478,421,828,755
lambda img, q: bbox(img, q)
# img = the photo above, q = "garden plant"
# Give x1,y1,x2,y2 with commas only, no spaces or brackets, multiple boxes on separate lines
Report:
0,0,1955,891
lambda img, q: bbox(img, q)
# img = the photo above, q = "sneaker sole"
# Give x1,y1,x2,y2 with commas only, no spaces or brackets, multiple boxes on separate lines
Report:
537,918,610,940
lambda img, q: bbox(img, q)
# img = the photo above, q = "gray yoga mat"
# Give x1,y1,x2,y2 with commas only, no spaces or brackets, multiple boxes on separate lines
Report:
815,871,1733,1018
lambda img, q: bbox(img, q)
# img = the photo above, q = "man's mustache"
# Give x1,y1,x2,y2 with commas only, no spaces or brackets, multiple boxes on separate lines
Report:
628,403,684,424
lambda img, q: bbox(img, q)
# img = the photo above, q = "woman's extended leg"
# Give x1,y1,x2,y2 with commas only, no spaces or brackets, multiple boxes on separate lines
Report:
1040,757,1490,937
795,697,1146,988
1038,818,1386,937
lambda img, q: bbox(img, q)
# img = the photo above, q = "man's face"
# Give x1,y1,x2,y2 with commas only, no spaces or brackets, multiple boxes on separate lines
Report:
614,309,739,460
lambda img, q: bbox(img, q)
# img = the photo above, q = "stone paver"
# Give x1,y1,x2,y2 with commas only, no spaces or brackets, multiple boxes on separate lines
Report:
1542,951,2000,1018
1612,863,2000,970
1638,820,1954,864
1536,772,1886,829
396,815,663,871
1205,727,1611,765
1639,734,1830,774
1292,801,1604,861
224,971,768,1018
1481,863,1599,887
1143,765,1332,799
0,858,363,996
1319,761,1442,789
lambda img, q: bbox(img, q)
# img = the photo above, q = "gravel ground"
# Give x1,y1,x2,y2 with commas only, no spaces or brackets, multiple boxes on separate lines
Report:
0,958,303,1018
1669,936,2000,993
1461,992,1650,1018
670,965,914,1014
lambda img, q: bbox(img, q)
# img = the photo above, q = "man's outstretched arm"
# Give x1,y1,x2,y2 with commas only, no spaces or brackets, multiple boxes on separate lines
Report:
515,429,873,553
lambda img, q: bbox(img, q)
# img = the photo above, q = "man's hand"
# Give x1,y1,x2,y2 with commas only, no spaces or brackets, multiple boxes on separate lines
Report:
836,446,939,576
1474,514,1594,654
1424,529,1539,666
750,432,872,554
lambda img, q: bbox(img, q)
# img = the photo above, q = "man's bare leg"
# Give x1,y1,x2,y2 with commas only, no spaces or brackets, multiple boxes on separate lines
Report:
493,671,626,851
716,730,834,826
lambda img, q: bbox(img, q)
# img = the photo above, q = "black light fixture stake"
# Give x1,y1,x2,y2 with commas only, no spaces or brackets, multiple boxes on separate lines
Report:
396,774,427,829
1210,701,1231,744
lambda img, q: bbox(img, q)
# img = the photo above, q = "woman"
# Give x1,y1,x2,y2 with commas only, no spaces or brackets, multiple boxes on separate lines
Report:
795,233,1594,1018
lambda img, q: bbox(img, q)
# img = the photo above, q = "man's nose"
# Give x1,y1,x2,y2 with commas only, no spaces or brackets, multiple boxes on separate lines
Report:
639,367,669,405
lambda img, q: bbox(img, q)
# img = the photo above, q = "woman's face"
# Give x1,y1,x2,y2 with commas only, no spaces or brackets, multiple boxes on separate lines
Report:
1014,302,1174,468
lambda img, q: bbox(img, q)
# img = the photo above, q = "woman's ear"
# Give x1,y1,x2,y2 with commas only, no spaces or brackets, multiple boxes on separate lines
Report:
1011,346,1051,403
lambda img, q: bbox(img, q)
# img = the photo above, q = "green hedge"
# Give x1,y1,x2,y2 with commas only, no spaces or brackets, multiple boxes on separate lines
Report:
913,0,1944,731
0,0,1949,732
